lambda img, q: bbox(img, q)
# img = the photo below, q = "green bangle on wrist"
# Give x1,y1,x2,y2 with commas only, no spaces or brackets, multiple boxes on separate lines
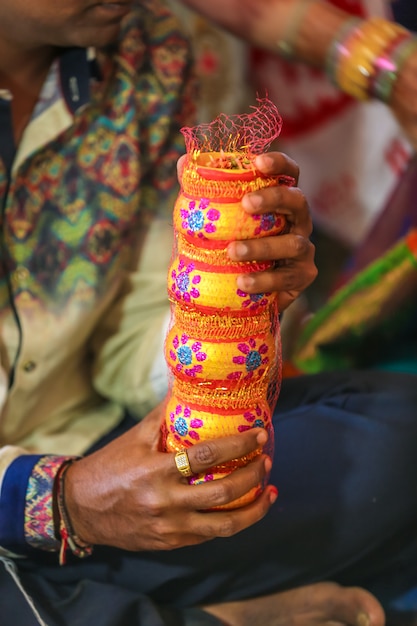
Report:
277,0,318,60
372,36,417,104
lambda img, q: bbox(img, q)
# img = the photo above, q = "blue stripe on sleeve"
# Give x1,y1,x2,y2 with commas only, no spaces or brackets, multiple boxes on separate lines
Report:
0,455,42,554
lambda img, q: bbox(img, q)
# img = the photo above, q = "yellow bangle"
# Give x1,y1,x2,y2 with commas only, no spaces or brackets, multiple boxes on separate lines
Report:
164,394,271,448
174,193,286,242
165,400,273,510
336,17,410,100
165,323,276,382
168,252,277,312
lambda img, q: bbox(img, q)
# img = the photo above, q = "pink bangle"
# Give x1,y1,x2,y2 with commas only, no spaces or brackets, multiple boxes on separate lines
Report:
325,17,362,86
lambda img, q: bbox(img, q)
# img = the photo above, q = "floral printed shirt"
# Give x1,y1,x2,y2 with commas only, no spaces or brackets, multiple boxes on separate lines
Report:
0,0,195,555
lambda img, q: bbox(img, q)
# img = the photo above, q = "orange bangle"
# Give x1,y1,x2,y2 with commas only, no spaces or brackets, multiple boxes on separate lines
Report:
172,303,273,341
181,152,294,201
172,376,273,411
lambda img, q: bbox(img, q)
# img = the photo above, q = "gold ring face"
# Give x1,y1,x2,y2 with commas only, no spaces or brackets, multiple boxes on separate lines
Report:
175,450,193,477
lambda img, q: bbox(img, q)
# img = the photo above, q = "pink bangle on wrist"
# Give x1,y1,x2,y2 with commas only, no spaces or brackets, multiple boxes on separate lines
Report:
325,15,417,103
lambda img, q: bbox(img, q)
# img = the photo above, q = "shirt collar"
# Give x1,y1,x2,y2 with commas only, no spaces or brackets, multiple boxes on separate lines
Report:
59,47,98,116
0,47,100,175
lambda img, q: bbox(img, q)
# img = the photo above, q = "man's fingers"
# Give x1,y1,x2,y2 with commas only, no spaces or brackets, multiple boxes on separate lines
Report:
186,485,276,540
151,484,276,549
253,152,300,183
242,185,311,230
180,454,271,511
238,263,317,297
230,233,312,264
171,428,268,478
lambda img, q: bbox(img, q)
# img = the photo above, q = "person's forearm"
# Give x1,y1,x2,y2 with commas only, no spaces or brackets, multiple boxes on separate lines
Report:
289,1,352,66
0,450,75,556
180,0,351,67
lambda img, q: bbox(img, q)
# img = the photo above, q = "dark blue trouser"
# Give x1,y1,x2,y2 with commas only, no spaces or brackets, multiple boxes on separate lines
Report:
6,370,417,625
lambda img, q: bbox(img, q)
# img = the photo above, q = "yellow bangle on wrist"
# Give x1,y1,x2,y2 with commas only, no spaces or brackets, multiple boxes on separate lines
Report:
327,15,414,102
337,18,409,100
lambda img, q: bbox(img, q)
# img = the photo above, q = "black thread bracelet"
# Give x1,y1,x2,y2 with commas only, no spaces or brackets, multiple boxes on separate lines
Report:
55,459,94,565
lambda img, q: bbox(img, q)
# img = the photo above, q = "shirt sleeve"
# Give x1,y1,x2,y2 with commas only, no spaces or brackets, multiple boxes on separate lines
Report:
0,451,74,555
89,257,172,419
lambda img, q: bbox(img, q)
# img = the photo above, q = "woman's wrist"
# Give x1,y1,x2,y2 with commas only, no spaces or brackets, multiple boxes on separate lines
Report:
323,14,417,103
279,0,353,67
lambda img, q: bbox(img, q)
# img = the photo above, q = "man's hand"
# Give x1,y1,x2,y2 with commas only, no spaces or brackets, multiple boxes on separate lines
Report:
64,404,276,551
227,152,317,311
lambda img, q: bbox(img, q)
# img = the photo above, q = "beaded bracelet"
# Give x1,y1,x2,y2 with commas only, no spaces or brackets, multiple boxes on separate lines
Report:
326,16,416,102
55,459,94,565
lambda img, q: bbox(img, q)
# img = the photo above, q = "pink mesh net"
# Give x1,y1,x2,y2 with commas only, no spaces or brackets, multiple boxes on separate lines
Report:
181,97,283,156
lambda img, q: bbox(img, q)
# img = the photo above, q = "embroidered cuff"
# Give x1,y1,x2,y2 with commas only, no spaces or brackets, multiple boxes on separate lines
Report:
25,455,76,552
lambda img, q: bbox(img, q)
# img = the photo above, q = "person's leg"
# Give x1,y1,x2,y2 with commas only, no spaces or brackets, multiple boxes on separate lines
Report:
203,582,385,626
113,370,417,609
1,558,44,626
3,554,222,626
18,370,417,620
11,556,386,626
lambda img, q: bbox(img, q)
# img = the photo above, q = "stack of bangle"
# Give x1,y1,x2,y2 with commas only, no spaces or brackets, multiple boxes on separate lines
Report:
326,16,417,103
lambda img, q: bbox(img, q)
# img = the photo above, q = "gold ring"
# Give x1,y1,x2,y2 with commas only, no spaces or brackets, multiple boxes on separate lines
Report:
174,450,193,478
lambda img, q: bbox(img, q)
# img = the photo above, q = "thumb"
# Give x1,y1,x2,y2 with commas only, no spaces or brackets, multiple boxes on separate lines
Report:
135,400,167,450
